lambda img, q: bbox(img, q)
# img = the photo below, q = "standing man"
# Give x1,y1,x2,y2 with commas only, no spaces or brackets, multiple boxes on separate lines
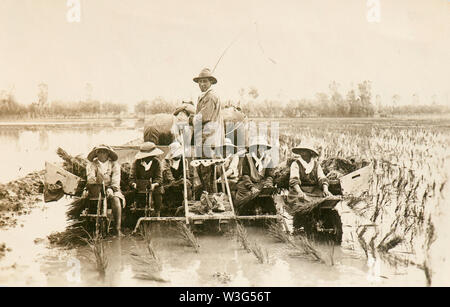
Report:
190,67,224,193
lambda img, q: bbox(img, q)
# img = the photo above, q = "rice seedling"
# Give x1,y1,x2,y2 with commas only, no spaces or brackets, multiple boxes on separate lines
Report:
295,234,325,263
130,249,166,282
326,240,335,266
249,241,270,264
267,221,296,248
81,230,108,279
235,221,252,253
268,221,326,264
175,221,200,253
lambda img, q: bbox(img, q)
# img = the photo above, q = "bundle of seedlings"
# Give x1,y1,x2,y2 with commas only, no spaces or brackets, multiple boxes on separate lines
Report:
56,147,87,179
47,197,92,247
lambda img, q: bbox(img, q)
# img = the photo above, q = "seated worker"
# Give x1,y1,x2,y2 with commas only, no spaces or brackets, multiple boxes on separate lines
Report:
234,135,275,214
129,142,164,216
286,143,332,205
215,138,245,192
162,141,192,213
86,144,125,236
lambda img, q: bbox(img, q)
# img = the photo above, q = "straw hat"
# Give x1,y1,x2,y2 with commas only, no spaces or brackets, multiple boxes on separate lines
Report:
87,144,118,162
292,143,319,156
167,141,183,159
135,142,164,160
215,138,237,155
249,135,271,149
193,68,217,84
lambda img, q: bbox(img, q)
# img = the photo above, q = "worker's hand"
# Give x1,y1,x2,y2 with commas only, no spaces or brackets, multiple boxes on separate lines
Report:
263,182,273,189
322,185,333,197
295,186,310,202
106,188,114,198
151,183,159,190
299,193,312,202
81,190,88,198
131,183,137,190
251,187,260,195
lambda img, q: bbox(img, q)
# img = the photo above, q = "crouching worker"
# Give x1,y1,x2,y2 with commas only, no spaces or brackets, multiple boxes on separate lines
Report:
286,143,332,206
86,144,125,236
129,142,164,217
162,141,192,214
234,136,275,215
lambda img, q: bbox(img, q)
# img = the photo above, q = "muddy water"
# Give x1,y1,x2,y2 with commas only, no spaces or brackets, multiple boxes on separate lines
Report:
0,120,141,184
0,196,425,287
0,121,427,286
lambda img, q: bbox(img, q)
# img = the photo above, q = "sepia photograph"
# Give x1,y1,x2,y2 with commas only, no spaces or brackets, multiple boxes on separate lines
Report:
0,0,449,291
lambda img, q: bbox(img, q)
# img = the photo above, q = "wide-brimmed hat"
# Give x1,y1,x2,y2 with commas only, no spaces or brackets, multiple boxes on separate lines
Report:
292,143,319,156
167,141,183,159
135,142,164,160
249,135,271,149
215,138,237,154
87,144,118,162
193,68,217,84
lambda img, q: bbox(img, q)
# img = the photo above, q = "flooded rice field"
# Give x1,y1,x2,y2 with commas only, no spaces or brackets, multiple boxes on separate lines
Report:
0,117,449,286
0,197,425,287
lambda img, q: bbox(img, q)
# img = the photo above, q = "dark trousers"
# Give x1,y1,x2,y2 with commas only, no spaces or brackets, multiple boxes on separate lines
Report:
127,190,163,212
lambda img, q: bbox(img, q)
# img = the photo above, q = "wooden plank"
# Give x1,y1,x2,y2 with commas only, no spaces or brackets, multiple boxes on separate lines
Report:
339,163,372,196
113,145,170,164
236,215,280,220
189,214,235,221
44,161,82,195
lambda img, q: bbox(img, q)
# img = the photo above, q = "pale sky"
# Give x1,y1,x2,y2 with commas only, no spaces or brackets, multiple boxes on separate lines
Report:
0,0,449,106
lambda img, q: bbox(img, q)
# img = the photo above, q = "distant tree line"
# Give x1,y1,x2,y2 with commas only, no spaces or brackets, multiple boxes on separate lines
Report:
1,80,449,119
239,81,450,118
0,95,127,119
134,97,177,116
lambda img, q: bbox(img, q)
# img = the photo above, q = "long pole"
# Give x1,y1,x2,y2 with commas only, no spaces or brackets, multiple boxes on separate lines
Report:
180,127,190,225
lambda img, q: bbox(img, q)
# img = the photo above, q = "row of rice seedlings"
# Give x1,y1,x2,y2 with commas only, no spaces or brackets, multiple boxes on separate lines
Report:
280,123,447,284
